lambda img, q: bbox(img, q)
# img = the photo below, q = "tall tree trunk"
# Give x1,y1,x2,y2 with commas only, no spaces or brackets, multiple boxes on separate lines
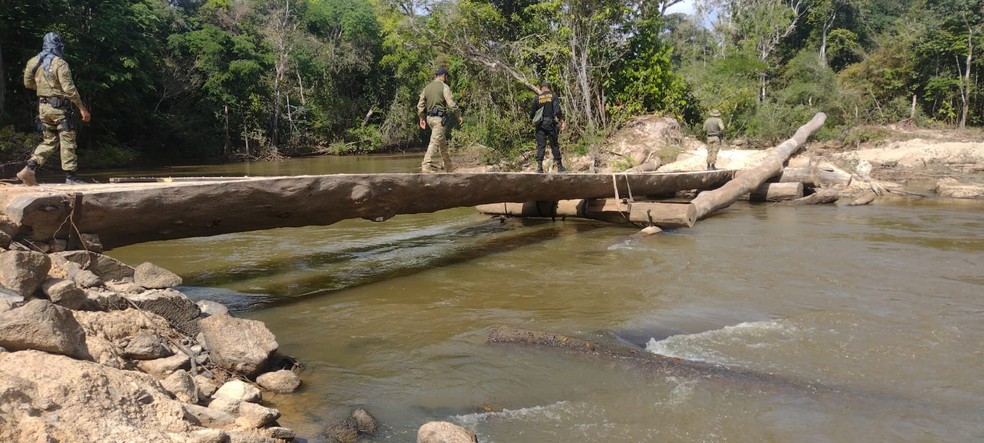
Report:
269,0,294,149
959,26,973,128
0,40,6,121
819,10,835,67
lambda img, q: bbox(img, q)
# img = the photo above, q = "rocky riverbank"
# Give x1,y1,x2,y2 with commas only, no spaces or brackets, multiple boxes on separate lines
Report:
0,239,480,442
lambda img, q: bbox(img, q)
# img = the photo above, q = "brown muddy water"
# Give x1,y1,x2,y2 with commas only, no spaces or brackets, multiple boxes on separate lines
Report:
105,155,984,442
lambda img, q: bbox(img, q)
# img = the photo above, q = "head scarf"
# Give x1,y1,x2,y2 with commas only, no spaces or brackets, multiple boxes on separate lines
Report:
37,32,65,78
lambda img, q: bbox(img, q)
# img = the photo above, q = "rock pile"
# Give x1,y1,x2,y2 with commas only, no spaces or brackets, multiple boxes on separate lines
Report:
0,247,303,442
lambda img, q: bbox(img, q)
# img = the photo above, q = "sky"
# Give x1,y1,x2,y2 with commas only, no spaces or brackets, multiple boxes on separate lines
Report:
664,0,697,16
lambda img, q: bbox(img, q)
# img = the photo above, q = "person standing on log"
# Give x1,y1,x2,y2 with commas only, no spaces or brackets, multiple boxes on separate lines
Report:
17,32,91,186
530,81,567,173
416,67,462,173
702,109,725,170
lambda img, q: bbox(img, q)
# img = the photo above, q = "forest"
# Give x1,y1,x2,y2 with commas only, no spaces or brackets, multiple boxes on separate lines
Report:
0,0,981,168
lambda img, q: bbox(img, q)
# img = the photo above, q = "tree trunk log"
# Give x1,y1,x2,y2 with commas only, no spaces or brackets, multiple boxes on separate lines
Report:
2,172,731,249
777,189,841,206
776,166,851,188
0,40,5,121
738,182,803,202
692,113,827,220
476,199,696,228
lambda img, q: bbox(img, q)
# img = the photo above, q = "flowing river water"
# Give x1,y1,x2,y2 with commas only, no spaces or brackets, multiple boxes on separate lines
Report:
102,155,984,442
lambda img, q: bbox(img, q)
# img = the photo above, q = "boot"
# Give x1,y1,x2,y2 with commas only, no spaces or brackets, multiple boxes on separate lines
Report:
554,160,566,173
536,161,544,173
16,161,39,186
65,170,83,185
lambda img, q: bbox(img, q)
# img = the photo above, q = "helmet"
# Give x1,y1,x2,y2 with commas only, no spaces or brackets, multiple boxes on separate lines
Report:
42,32,65,51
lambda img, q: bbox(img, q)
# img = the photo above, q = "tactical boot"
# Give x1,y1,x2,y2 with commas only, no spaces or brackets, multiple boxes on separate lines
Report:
555,160,567,173
16,161,39,186
65,171,83,185
536,161,544,173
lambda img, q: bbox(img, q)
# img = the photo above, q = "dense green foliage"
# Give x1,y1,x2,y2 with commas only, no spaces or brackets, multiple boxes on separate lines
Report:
1,0,983,167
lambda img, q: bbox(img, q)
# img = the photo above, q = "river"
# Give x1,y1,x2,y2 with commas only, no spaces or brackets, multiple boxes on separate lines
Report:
103,155,984,442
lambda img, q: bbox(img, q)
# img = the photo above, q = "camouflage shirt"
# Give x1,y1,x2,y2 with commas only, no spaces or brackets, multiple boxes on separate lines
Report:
703,117,725,137
23,55,87,112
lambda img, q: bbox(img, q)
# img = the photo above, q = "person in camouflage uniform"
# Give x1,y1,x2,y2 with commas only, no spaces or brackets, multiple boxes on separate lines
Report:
702,109,725,170
416,67,462,173
17,32,91,186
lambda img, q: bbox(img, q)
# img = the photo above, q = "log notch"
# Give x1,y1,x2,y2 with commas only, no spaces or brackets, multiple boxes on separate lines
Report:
475,199,696,228
692,113,827,220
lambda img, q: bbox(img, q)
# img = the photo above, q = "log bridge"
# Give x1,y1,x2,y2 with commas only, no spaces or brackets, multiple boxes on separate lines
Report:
1,113,825,251
0,170,733,250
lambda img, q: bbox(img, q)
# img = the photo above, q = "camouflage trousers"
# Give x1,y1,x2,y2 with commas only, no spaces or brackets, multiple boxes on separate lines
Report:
31,103,78,172
706,135,721,168
422,116,452,173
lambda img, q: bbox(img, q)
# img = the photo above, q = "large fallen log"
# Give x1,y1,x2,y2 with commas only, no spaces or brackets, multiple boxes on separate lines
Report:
488,325,832,392
692,113,826,220
0,171,733,249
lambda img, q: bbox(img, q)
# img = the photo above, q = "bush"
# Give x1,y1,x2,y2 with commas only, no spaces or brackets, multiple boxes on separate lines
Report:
0,126,37,163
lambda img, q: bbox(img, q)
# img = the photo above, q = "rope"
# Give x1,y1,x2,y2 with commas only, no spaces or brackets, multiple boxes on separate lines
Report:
611,173,646,229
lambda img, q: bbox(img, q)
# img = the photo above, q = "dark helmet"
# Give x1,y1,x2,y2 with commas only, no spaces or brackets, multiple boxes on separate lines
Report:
42,32,65,51
435,66,449,76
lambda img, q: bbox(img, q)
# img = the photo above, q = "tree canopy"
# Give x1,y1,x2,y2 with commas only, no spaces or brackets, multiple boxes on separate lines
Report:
1,0,981,166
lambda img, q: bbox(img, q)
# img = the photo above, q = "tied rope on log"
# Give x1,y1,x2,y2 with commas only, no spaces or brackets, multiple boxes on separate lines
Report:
691,113,827,221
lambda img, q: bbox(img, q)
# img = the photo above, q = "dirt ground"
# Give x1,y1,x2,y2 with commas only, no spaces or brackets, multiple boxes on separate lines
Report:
807,124,984,187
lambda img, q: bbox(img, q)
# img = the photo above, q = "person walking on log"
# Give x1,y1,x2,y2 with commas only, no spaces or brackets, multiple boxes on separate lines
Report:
702,109,725,171
530,81,567,173
416,67,462,173
17,32,91,186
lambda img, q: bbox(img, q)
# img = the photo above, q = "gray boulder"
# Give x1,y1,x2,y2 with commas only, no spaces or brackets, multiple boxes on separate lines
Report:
200,315,278,377
0,230,11,249
42,278,88,310
0,250,51,297
121,331,171,360
134,262,183,289
197,300,229,317
162,369,199,404
417,421,478,443
136,353,190,378
53,259,103,289
213,379,262,404
235,402,281,429
51,251,133,282
351,408,378,435
0,299,90,359
255,369,301,394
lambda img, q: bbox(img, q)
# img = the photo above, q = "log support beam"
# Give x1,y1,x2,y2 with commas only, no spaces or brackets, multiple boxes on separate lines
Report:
476,199,696,228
